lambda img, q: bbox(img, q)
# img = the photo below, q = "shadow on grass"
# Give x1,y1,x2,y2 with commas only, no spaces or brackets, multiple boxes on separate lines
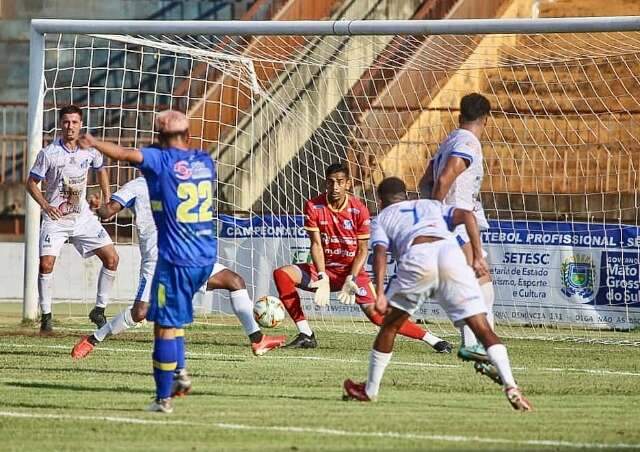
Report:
4,381,145,395
0,400,143,413
3,366,150,377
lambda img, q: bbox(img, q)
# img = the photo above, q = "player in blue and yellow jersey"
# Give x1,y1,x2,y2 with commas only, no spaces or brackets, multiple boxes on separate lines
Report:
79,110,216,413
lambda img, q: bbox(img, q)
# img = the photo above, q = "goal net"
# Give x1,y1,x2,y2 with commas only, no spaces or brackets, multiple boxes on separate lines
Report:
29,21,640,343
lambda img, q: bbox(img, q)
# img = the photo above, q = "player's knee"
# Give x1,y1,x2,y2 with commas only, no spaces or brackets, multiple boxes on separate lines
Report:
227,272,246,291
101,249,119,270
39,259,55,274
131,303,148,322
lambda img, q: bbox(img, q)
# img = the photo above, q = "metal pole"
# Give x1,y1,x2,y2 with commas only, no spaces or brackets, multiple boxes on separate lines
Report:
23,27,45,322
31,16,640,36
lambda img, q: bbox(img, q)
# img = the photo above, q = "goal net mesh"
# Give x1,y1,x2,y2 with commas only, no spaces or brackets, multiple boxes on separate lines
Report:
39,29,640,344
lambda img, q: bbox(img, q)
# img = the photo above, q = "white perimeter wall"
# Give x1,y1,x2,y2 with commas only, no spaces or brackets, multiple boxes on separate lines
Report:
0,242,141,301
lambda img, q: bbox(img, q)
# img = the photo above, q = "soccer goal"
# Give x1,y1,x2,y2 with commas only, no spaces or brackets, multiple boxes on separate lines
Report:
23,17,640,344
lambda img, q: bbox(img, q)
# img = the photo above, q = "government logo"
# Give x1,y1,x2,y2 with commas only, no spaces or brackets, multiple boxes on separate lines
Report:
560,254,596,303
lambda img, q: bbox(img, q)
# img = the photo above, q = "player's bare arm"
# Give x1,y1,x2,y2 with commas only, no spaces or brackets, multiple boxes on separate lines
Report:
25,175,62,220
96,167,111,203
79,133,143,164
93,199,124,221
307,229,326,274
372,244,388,314
419,159,434,198
431,156,468,201
451,208,489,278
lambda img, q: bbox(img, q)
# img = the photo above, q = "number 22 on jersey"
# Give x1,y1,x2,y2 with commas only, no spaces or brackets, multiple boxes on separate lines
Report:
176,180,213,223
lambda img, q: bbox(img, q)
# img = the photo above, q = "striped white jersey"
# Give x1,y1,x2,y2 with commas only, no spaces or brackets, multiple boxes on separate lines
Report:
29,138,104,222
370,199,456,260
110,177,158,264
430,128,489,229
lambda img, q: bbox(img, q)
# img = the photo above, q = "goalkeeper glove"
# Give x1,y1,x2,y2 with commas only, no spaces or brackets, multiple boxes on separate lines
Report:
337,275,359,305
309,272,330,307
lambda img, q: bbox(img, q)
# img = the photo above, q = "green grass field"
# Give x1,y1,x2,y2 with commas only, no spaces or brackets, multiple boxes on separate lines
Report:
1,303,640,451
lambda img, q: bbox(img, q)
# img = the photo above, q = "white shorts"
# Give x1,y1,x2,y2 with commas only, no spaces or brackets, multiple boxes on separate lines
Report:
134,257,157,304
197,262,228,294
40,214,113,258
386,239,487,323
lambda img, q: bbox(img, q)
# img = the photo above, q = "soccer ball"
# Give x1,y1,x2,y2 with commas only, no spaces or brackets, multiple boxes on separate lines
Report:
253,296,286,328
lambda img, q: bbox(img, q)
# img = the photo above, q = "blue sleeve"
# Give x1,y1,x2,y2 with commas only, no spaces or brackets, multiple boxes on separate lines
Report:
442,206,456,231
136,147,164,175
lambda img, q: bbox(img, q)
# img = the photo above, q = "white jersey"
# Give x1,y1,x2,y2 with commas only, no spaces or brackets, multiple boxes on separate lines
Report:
371,199,456,260
110,177,157,264
29,138,104,222
431,128,489,229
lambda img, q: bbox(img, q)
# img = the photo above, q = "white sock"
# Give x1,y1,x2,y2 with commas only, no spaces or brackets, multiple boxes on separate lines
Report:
230,289,260,336
296,320,313,337
365,349,392,399
422,331,442,346
96,267,117,308
38,273,53,315
460,325,478,348
480,281,495,329
93,307,137,342
486,344,517,388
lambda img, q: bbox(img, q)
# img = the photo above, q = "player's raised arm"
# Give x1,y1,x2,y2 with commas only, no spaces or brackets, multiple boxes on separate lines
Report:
449,207,489,278
79,133,143,164
431,156,468,201
418,159,434,199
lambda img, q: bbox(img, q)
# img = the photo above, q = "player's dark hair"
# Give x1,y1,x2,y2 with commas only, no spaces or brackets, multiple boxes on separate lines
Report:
377,177,407,206
325,162,349,178
459,93,490,123
158,129,189,143
59,105,83,120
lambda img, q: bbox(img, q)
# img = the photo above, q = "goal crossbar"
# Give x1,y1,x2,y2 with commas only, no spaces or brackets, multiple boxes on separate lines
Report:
31,17,640,36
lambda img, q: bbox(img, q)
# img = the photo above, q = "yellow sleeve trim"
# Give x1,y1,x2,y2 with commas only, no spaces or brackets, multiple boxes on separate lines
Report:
357,234,370,239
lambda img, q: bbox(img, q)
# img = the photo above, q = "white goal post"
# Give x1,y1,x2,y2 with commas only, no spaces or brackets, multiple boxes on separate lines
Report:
24,17,640,343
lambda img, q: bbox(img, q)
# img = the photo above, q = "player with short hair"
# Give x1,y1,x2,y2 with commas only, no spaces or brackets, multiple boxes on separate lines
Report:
79,110,216,414
343,177,531,411
419,92,496,362
273,163,451,353
71,176,285,363
26,104,119,333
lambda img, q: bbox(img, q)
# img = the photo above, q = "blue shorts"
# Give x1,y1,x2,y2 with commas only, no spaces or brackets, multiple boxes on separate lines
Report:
146,257,213,328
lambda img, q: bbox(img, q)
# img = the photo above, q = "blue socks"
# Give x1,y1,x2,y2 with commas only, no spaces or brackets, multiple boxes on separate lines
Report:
152,338,177,400
175,329,186,371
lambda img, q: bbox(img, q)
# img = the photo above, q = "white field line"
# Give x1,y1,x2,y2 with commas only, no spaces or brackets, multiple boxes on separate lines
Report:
0,410,638,450
1,342,640,376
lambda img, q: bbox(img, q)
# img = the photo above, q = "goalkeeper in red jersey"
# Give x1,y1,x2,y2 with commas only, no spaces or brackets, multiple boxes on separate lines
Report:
273,162,452,352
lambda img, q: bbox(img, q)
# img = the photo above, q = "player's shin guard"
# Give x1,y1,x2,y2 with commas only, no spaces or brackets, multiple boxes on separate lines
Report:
152,338,177,400
38,273,53,315
486,344,517,388
273,269,305,322
480,282,495,329
230,289,261,336
96,267,117,308
93,307,137,342
364,349,392,400
175,329,186,371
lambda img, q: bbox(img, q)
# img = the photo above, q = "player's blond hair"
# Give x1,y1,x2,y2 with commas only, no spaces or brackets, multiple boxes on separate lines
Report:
155,110,189,134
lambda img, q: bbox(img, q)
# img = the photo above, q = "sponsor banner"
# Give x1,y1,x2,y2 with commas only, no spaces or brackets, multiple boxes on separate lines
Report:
213,215,640,329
